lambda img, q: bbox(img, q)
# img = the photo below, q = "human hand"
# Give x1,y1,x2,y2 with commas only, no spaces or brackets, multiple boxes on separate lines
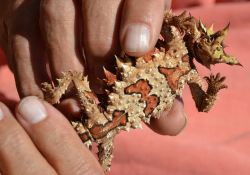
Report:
0,96,104,175
0,0,186,136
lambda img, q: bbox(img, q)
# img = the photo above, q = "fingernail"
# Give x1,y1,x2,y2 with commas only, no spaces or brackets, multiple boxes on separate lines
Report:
0,106,4,120
18,96,47,124
124,23,150,53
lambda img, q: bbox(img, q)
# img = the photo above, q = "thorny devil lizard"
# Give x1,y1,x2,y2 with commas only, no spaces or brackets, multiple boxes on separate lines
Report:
41,11,241,172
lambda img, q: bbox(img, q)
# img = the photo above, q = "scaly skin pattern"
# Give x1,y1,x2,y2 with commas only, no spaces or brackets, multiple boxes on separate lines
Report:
41,11,241,172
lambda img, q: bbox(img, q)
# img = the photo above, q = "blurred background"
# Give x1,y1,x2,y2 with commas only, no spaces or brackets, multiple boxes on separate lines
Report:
0,0,250,174
172,0,250,9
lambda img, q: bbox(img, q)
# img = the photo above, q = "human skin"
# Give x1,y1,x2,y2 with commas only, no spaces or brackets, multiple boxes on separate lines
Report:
0,1,187,172
0,94,185,174
0,0,187,135
0,96,104,174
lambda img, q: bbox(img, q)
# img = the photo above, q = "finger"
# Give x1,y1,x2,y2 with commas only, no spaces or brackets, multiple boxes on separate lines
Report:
148,96,187,136
40,0,84,78
7,0,49,98
82,0,123,93
120,0,165,56
0,102,56,175
56,98,82,120
16,96,104,175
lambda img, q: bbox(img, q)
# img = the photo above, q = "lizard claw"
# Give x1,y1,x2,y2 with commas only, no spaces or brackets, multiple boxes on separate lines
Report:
204,73,228,94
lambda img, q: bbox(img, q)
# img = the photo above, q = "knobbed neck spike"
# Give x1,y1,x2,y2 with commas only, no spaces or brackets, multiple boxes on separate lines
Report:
198,20,207,33
213,23,230,44
103,67,117,86
115,56,125,69
207,24,214,36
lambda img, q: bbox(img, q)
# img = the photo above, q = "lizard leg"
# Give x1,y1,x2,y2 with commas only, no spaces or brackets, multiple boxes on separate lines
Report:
98,137,115,172
71,121,93,148
41,71,74,104
42,71,118,171
187,70,227,112
71,73,109,128
71,72,117,170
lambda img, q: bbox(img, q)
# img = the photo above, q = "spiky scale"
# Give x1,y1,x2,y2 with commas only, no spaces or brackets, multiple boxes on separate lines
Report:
42,10,240,172
103,67,117,86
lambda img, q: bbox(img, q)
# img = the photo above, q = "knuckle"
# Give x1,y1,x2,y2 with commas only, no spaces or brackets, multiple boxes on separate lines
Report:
41,0,75,22
87,36,114,58
40,0,58,20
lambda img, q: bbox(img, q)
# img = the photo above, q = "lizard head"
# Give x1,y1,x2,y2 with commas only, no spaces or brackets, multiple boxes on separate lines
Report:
191,22,241,69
